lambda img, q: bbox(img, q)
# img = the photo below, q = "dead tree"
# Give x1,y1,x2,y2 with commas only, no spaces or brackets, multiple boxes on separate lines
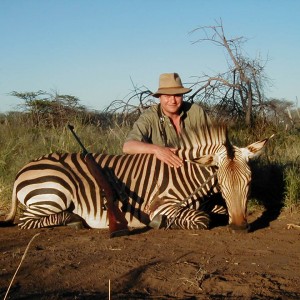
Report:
189,20,269,126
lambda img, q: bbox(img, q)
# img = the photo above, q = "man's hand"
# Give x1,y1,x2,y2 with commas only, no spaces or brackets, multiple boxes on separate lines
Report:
123,140,183,168
153,146,182,168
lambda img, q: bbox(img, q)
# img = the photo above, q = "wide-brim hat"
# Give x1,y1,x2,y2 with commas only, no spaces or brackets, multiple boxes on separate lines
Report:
152,73,192,98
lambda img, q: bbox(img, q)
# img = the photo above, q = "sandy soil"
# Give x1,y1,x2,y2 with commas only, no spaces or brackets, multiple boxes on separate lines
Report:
1,209,300,300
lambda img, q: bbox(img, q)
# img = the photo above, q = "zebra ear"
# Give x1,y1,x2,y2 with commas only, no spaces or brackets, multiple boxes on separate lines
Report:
242,134,274,160
187,154,218,167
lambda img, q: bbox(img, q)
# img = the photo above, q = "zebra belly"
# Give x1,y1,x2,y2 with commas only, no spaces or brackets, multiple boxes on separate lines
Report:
81,211,109,228
80,210,147,229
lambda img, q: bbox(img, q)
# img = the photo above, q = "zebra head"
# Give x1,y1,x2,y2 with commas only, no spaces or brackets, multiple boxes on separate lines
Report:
185,126,273,232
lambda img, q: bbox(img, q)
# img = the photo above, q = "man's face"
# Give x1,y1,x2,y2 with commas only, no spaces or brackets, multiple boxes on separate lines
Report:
160,94,183,115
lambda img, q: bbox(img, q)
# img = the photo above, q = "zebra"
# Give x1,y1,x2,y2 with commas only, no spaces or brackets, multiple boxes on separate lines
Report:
1,126,272,232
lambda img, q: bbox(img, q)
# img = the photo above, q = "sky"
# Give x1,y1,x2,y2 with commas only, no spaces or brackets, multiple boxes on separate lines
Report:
0,0,299,113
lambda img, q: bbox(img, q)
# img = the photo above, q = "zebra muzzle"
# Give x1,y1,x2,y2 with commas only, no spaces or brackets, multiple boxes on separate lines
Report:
228,222,250,233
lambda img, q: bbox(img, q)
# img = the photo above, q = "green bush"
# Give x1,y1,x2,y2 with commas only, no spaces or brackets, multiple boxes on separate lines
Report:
284,162,300,212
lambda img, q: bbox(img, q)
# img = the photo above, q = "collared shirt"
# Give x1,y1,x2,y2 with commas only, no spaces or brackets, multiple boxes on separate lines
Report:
125,102,211,147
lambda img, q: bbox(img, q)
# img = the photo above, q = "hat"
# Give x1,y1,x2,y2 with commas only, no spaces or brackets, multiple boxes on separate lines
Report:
152,73,192,98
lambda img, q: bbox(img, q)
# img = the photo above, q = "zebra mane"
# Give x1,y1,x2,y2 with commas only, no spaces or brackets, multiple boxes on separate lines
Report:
179,125,231,159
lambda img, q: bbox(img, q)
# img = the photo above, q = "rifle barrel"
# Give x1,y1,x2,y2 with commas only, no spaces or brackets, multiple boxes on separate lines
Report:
67,124,88,156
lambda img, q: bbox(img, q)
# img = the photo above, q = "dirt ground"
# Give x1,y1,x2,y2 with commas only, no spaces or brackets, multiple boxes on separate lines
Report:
1,209,300,300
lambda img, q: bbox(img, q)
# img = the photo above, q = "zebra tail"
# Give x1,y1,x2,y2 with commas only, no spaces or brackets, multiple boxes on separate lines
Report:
0,184,18,226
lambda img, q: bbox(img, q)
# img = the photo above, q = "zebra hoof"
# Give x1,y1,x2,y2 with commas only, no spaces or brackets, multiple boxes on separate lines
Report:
67,221,84,229
110,228,130,238
148,214,167,229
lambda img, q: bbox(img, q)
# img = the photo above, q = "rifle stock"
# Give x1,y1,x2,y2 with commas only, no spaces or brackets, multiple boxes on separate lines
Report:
85,154,129,237
68,125,129,237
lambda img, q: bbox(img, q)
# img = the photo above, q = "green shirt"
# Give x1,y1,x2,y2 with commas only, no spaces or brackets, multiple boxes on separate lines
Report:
125,102,211,147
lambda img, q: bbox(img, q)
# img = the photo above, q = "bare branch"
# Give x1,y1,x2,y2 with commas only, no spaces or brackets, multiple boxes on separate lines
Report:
189,20,270,126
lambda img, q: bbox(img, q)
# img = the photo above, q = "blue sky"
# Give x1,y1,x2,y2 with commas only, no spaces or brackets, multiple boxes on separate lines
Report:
0,0,299,112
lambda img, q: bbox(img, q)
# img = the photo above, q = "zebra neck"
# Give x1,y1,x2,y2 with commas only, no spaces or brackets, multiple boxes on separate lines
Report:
177,145,224,160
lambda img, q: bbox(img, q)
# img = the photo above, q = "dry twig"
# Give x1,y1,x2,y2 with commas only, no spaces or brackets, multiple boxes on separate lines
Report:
4,232,40,300
287,223,300,230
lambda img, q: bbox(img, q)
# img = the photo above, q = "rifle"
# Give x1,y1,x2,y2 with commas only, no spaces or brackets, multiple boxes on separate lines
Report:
67,124,129,238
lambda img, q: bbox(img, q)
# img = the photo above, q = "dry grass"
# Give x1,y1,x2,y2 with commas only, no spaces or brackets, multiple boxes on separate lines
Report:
0,113,299,212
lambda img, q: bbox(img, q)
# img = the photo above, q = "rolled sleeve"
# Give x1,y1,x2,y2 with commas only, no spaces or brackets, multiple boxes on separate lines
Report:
125,109,155,143
125,118,150,142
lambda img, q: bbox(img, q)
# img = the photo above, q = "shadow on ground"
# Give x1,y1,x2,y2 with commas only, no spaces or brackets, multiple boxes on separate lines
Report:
249,161,285,232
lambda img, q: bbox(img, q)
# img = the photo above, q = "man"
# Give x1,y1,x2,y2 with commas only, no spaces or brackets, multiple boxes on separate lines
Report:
123,73,211,167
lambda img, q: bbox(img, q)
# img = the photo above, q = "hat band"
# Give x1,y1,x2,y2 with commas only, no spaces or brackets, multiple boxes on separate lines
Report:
158,86,184,89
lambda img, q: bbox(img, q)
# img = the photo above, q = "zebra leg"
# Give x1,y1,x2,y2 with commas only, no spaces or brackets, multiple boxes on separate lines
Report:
150,206,210,230
18,211,75,229
200,197,228,227
166,207,211,230
209,205,229,227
